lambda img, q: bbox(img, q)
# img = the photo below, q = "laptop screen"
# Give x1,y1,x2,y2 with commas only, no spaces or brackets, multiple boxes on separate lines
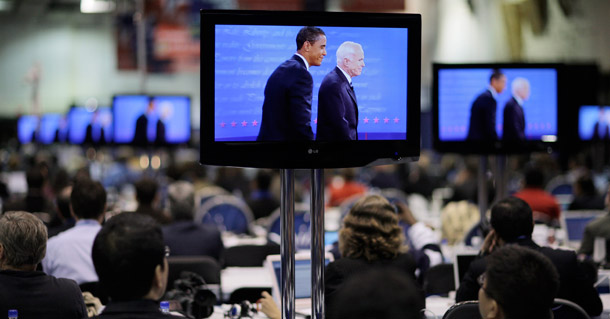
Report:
271,258,332,299
453,252,479,289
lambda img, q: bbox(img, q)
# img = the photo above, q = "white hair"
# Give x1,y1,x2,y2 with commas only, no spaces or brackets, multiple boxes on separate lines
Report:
336,41,363,65
511,77,530,97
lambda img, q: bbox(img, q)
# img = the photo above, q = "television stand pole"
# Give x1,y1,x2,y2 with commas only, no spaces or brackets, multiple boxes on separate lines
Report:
478,156,489,229
494,155,508,201
311,169,325,319
280,169,295,319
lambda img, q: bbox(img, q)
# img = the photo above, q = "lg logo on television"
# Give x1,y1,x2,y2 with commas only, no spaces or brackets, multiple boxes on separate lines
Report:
308,149,319,154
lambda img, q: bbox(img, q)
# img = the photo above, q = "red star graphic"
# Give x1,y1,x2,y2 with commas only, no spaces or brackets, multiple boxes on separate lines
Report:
373,117,379,124
241,120,248,127
383,117,389,124
314,118,318,124
252,120,258,126
220,122,226,128
363,117,369,124
394,117,399,124
231,121,237,127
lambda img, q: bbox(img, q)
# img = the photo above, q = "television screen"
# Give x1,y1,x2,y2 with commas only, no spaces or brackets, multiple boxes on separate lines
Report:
579,105,610,141
38,113,68,144
200,10,421,168
113,95,191,145
68,107,113,144
17,115,40,144
433,64,560,154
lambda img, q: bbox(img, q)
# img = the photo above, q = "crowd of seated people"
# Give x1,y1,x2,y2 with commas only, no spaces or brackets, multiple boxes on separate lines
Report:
0,148,610,317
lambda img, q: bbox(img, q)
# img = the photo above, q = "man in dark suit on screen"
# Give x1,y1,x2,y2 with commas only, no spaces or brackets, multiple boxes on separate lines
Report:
134,99,154,145
316,41,364,141
502,77,530,141
257,26,327,141
466,69,506,141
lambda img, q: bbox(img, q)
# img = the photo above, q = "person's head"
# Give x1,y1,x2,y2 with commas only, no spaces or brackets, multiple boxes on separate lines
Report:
26,165,45,191
92,212,168,301
167,181,195,221
135,177,160,207
523,167,544,189
490,197,534,242
70,178,107,220
511,77,531,101
489,69,507,94
336,41,365,78
574,174,597,197
295,26,327,67
334,268,425,319
146,99,155,114
0,211,47,271
339,194,405,261
479,245,559,319
254,169,274,191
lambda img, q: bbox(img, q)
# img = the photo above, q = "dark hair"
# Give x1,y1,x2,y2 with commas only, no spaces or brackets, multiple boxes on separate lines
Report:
70,178,107,219
334,268,424,319
524,167,544,188
489,69,504,83
296,26,325,51
575,174,597,196
490,197,533,242
26,166,45,190
485,245,559,319
92,212,165,301
255,169,274,191
339,194,405,261
135,177,159,206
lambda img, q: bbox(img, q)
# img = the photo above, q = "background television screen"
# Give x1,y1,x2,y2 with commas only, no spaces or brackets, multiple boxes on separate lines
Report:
433,64,560,154
68,107,113,144
200,10,421,168
579,105,610,141
17,115,39,144
214,25,408,142
113,95,191,145
38,113,68,144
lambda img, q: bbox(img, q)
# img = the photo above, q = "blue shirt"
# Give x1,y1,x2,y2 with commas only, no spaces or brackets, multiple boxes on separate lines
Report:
42,219,102,285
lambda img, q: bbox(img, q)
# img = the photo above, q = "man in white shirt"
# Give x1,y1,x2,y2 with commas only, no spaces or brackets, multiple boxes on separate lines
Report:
42,177,106,285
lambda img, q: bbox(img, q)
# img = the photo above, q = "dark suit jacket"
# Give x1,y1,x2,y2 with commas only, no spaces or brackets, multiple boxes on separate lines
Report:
502,97,526,141
155,119,166,145
94,300,169,319
133,114,148,144
162,221,225,262
0,270,88,319
455,238,602,317
466,90,498,140
257,55,314,141
325,254,420,319
316,67,358,141
593,121,610,140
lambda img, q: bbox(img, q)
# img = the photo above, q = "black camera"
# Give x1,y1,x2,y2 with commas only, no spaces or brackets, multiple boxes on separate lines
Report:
164,272,217,319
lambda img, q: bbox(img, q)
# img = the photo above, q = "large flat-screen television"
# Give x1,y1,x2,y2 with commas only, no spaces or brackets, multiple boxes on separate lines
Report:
38,113,68,144
433,63,560,154
200,10,421,168
17,115,39,144
579,105,610,141
68,107,113,144
113,94,191,146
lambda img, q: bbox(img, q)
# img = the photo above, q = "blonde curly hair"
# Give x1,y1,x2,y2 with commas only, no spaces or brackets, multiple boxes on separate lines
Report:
339,194,406,261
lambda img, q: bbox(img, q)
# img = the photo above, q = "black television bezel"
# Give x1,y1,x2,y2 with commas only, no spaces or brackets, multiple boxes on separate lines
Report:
432,63,563,155
111,94,192,146
199,10,421,169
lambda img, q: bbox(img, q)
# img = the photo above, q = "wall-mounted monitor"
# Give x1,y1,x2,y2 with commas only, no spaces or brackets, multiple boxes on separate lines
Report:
579,105,610,141
200,10,421,168
433,63,560,154
113,95,191,146
38,113,68,144
68,107,113,144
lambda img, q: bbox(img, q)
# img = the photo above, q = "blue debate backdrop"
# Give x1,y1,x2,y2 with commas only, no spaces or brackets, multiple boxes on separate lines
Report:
214,25,409,141
579,105,610,140
438,68,558,141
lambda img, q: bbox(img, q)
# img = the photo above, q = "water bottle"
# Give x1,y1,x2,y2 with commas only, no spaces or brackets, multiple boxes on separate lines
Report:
8,309,17,319
160,301,170,314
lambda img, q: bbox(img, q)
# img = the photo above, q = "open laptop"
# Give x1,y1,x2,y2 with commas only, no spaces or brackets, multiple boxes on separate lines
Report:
452,249,479,290
560,210,605,249
264,252,334,315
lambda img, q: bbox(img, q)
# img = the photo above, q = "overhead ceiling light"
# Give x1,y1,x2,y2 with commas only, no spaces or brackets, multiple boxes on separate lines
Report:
0,0,13,11
80,0,115,13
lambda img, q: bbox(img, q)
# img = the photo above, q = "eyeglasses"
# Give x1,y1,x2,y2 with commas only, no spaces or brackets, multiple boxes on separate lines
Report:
164,246,171,258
